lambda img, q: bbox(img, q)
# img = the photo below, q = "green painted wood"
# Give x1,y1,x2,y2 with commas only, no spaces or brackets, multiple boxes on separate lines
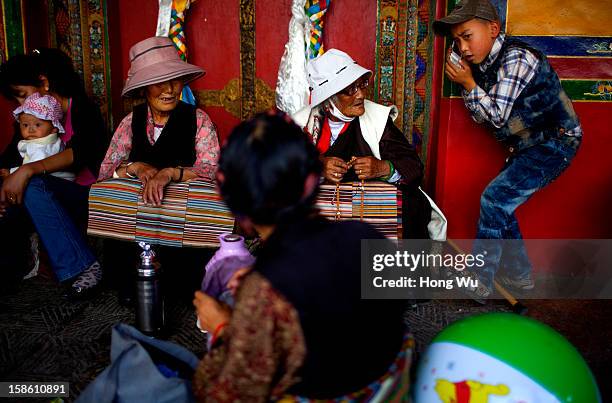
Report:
3,0,24,57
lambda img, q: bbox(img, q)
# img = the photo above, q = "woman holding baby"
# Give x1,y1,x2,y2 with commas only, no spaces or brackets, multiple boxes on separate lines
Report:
0,48,110,296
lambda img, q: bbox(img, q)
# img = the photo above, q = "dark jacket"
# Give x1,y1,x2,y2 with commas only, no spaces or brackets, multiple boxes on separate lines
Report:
128,101,197,169
325,117,424,188
66,94,110,177
255,217,406,398
472,37,581,152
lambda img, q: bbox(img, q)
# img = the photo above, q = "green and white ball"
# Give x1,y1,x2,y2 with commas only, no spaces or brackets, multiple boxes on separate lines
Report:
414,313,600,403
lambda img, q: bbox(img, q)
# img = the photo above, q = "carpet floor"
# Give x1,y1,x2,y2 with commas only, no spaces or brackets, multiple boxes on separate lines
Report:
1,274,609,402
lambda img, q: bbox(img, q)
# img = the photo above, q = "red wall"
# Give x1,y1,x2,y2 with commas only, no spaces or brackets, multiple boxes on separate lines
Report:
110,1,612,244
107,0,377,141
433,99,612,239
0,98,16,154
430,1,612,240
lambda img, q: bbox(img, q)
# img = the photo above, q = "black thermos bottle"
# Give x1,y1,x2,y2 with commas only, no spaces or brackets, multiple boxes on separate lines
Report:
135,242,165,335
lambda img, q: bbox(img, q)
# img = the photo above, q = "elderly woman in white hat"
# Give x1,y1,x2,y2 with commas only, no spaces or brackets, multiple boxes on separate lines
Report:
97,37,220,303
98,36,219,206
292,49,445,239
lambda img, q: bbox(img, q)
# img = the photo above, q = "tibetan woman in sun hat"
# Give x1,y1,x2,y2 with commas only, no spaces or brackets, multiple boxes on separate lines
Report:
99,36,219,204
97,36,220,296
290,49,446,240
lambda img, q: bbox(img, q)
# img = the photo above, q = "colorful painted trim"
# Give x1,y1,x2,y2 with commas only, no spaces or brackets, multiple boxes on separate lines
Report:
169,1,197,106
305,0,331,59
239,0,256,120
563,79,612,102
1,0,24,58
375,0,435,161
548,58,612,80
50,0,112,125
516,36,612,58
445,77,612,103
0,2,7,62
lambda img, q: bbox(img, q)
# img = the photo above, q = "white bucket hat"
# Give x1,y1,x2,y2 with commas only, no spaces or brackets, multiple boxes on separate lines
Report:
307,49,372,108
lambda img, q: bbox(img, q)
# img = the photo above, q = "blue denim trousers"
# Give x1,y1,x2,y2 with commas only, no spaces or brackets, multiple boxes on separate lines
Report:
23,175,96,281
473,136,581,289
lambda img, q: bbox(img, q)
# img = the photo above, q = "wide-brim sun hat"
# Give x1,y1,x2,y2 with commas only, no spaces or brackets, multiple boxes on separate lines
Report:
307,49,372,108
13,92,65,133
122,36,205,97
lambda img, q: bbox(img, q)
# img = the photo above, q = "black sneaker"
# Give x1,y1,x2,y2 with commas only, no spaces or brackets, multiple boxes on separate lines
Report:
455,270,492,304
64,281,101,301
496,275,535,291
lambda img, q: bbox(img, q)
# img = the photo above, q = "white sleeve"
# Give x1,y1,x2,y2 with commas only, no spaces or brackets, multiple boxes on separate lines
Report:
25,138,63,163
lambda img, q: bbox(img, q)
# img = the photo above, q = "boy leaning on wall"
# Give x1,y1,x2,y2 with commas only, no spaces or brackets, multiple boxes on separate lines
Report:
433,0,583,300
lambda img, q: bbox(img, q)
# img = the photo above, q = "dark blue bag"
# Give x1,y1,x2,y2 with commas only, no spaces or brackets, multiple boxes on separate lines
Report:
77,323,199,403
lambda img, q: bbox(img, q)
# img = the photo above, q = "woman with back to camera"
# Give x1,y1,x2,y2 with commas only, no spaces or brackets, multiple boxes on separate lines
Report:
193,112,412,402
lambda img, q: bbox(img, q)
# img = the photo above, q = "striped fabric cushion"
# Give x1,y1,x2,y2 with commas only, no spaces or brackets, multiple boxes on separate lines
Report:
88,180,401,245
316,182,402,239
88,179,234,248
183,181,237,247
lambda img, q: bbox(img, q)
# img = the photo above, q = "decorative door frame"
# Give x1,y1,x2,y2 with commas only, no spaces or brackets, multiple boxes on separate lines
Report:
1,0,112,127
374,0,435,163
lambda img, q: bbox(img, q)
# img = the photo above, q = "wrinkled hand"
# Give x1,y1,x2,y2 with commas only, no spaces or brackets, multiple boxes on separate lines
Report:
227,267,252,296
142,168,174,206
193,291,232,333
0,165,33,207
353,156,389,180
445,48,476,92
322,156,348,183
130,162,158,185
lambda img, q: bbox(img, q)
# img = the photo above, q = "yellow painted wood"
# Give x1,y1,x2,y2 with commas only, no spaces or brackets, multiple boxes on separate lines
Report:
506,0,612,36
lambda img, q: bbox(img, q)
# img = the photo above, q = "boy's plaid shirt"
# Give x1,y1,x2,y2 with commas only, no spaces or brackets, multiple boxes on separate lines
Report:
462,34,582,136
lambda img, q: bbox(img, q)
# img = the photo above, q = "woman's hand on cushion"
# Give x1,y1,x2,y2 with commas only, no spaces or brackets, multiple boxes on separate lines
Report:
353,156,389,180
130,162,158,184
322,156,348,183
142,168,174,206
193,291,232,333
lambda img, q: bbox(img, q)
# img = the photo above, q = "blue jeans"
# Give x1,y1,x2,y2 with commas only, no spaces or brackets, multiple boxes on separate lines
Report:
23,175,96,282
473,136,581,289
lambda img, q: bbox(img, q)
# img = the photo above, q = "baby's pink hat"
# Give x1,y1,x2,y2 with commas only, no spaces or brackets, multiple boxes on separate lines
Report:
13,92,65,133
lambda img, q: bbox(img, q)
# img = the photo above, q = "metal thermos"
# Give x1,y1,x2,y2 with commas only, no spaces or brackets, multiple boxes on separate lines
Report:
135,242,165,335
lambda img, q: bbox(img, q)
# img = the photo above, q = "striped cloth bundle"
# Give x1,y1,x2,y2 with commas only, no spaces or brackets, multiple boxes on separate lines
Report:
315,181,402,239
88,178,234,248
